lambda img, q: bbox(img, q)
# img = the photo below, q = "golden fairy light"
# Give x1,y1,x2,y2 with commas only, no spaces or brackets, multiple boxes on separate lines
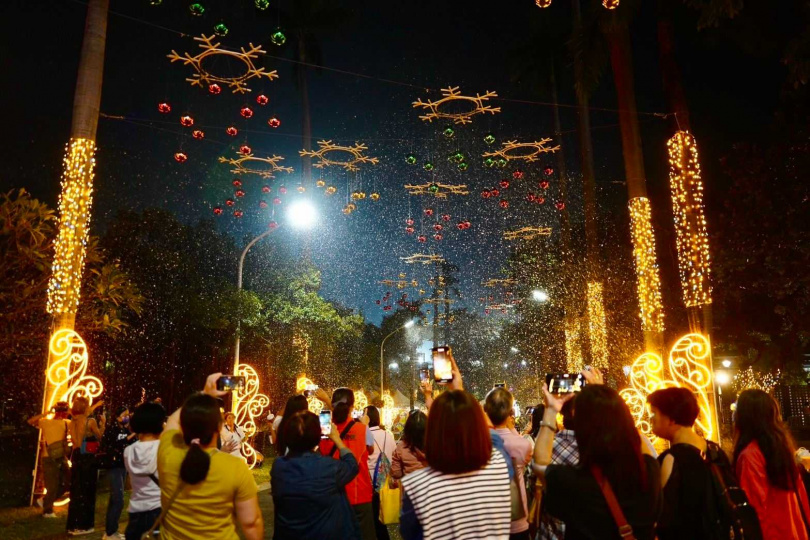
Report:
354,390,368,416
45,329,103,412
296,374,323,413
733,366,781,394
536,0,552,7
667,131,712,308
233,364,269,469
564,316,583,373
299,140,379,172
620,333,718,444
628,197,665,333
381,392,396,428
47,139,96,314
586,282,608,370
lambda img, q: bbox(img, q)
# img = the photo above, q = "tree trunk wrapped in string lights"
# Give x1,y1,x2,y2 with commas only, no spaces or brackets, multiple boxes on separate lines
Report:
628,198,665,337
565,315,584,373
586,282,608,370
667,131,712,308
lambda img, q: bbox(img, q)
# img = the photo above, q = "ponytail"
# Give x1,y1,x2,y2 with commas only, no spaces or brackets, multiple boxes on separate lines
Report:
179,393,221,485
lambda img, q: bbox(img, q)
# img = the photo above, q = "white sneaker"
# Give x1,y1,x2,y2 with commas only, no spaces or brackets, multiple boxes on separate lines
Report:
42,512,57,518
67,529,94,536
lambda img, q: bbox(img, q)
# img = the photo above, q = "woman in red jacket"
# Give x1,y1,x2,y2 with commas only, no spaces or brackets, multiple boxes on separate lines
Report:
734,389,810,540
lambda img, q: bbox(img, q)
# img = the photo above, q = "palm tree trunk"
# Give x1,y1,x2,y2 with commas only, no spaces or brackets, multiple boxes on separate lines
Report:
549,58,572,259
607,26,665,352
298,34,312,188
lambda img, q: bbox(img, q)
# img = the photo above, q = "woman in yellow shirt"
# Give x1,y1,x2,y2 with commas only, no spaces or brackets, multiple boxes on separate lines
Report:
157,373,263,540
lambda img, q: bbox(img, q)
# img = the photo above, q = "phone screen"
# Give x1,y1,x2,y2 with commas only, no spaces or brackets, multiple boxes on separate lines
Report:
545,373,586,394
216,375,246,392
319,411,332,437
419,368,430,384
432,346,453,383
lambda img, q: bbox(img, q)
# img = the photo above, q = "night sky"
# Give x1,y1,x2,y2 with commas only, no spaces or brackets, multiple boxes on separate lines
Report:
0,0,790,325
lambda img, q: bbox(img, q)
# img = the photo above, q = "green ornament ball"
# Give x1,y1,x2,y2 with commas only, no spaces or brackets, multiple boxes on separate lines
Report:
428,183,440,193
484,157,495,168
484,133,496,145
189,3,205,16
423,162,434,171
214,23,229,36
457,162,469,171
271,30,287,46
452,151,465,163
497,158,507,168
406,154,417,165
443,127,455,138
255,0,270,9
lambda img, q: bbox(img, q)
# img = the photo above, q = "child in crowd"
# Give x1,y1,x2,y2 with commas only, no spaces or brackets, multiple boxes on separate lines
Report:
123,402,166,540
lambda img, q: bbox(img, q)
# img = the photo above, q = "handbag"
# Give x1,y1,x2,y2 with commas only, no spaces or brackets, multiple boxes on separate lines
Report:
80,418,100,455
141,481,185,539
378,479,401,525
46,421,69,460
510,457,526,521
591,466,637,540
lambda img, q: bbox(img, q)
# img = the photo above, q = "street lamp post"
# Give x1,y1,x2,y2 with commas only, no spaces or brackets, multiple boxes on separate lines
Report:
380,320,415,398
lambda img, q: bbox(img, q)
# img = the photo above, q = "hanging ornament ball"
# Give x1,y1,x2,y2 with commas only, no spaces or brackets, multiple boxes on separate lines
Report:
405,218,415,226
214,23,229,37
428,183,440,194
234,210,244,218
497,158,508,168
482,190,491,199
483,157,495,168
261,185,271,193
238,145,251,155
544,166,554,176
424,208,434,216
433,224,443,231
273,197,282,205
232,179,243,187
484,133,496,145
376,300,382,305
603,0,619,9
405,154,417,165
351,191,360,201
491,188,500,197
536,196,546,204
451,151,465,163
255,0,270,9
256,94,269,106
259,200,268,209
513,169,524,180
499,199,509,209
342,206,353,215
225,198,235,206
457,221,465,230
370,192,380,201
314,179,325,188
150,0,163,5
240,106,254,119
271,30,287,46
267,116,281,128
268,220,279,229
434,234,443,241
297,185,306,193
499,179,510,189
235,189,245,198
536,0,552,7
213,206,223,215
555,201,566,210
174,152,188,163
441,213,451,222
464,220,471,229
423,161,434,171
527,193,536,202
457,162,469,171
326,186,337,195
348,203,357,211
418,235,427,243
180,115,194,127
208,83,222,95
540,181,550,190
189,3,205,16
405,226,415,234
226,126,238,136
279,186,288,194
192,130,205,140
158,102,171,114
443,126,455,138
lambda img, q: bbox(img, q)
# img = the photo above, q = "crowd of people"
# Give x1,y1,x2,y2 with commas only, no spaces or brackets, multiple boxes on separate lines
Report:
27,347,810,539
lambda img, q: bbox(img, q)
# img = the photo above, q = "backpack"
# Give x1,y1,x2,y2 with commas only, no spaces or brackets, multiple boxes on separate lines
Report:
372,431,391,492
703,440,763,540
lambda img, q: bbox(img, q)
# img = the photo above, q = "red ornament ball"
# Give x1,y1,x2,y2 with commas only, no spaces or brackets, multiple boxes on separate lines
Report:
180,115,194,127
256,94,269,106
499,199,509,209
208,83,222,95
485,309,491,315
267,116,281,128
273,197,282,205
539,181,550,190
232,179,243,187
239,145,252,155
441,213,451,222
268,221,279,230
261,185,271,193
424,208,434,216
233,210,244,218
555,201,566,210
499,179,510,189
434,234,443,241
226,126,238,136
491,188,500,197
240,106,254,119
512,169,524,179
433,224,443,231
464,220,471,229
544,167,554,176
405,218,415,226
417,235,427,243
259,200,268,209
225,198,235,206
376,300,381,305
174,152,188,163
192,130,205,140
213,206,223,215
457,222,465,230
527,193,536,202
235,189,245,198
482,190,491,199
536,196,546,205
279,186,288,195
158,102,171,114
405,226,415,234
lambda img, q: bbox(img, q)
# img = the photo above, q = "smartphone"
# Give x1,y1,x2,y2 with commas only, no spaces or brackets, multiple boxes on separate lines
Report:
494,382,506,388
352,409,363,420
545,373,586,394
432,346,453,383
419,368,430,384
303,384,319,397
319,411,332,438
525,406,535,416
216,375,246,392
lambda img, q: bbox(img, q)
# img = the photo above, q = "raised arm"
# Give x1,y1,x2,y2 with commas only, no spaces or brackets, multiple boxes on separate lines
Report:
532,384,573,476
166,373,229,433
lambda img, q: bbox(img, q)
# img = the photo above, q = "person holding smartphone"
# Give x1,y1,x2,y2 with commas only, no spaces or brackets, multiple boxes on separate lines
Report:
272,411,361,539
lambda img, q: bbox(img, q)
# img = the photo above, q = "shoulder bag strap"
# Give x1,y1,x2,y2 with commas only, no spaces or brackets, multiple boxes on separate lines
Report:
591,466,637,540
148,473,160,487
329,420,357,457
142,481,184,539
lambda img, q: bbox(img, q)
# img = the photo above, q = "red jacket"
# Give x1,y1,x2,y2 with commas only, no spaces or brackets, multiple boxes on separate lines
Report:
736,441,810,540
319,419,372,505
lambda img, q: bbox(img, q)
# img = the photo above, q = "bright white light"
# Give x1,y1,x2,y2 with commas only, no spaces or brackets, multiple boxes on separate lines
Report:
722,359,731,368
531,289,549,303
389,362,399,370
404,320,416,328
521,360,527,367
510,347,519,353
287,200,318,229
503,363,508,368
622,365,631,377
715,371,730,385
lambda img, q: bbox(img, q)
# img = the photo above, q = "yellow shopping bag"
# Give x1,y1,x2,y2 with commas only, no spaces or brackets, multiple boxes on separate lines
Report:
378,482,401,525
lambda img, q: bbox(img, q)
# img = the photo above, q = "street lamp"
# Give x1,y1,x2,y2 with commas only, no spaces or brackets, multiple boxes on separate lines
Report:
531,289,549,303
380,320,416,397
721,359,732,368
715,371,730,385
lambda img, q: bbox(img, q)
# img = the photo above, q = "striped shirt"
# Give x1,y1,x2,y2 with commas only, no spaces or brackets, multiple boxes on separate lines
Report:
401,448,511,540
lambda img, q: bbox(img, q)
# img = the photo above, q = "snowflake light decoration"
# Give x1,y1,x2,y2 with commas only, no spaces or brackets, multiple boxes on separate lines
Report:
167,34,279,94
482,278,518,288
379,279,420,289
405,182,469,198
482,139,560,163
401,253,445,265
412,86,501,125
503,226,553,241
219,152,293,179
299,140,378,171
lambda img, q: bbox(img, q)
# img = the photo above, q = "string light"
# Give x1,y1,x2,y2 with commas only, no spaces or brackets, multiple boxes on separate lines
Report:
587,282,608,370
233,364,269,469
354,390,368,416
45,329,103,412
628,197,665,333
667,131,712,308
47,139,96,314
565,316,583,373
733,366,781,394
296,374,323,413
381,392,396,428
